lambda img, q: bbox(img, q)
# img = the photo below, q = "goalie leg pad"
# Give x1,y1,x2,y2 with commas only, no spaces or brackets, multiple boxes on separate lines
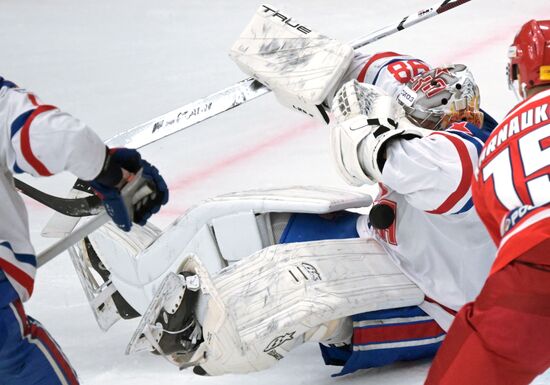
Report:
192,238,423,375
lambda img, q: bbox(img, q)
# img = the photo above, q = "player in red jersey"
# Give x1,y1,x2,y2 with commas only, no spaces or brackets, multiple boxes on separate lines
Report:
425,19,550,385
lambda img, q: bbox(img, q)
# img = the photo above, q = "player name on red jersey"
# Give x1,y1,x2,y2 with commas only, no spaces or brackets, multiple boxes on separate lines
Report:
479,103,549,163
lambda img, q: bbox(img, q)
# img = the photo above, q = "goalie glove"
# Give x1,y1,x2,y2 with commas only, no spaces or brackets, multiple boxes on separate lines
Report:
330,80,427,185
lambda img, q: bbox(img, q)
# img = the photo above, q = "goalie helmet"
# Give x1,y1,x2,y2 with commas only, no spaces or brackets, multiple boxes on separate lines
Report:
507,19,550,100
397,64,484,130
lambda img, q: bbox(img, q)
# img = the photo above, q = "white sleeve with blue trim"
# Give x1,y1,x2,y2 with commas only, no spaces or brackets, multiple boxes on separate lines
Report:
0,79,105,180
382,122,485,215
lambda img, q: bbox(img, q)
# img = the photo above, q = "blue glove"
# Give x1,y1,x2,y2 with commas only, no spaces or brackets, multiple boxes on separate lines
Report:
90,147,169,231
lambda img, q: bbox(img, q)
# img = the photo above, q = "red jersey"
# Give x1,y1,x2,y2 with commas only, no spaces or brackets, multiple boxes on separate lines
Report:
471,89,550,274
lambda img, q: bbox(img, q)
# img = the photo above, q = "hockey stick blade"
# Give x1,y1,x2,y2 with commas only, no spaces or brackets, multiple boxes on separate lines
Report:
38,0,471,224
14,177,102,217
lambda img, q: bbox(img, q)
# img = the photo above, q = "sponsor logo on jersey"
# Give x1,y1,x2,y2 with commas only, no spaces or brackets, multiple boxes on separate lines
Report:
500,205,536,236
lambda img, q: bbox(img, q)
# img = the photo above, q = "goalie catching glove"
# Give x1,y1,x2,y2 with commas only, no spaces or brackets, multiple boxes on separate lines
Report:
330,80,428,185
90,147,169,231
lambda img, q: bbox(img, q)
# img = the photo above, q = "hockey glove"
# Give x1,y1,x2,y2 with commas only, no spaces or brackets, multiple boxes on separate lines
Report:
330,80,427,185
90,147,169,231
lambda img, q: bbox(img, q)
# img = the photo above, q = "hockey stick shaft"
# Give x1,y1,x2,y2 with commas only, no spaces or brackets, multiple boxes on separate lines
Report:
107,0,472,149
30,0,471,219
37,213,109,267
349,0,471,49
37,170,153,266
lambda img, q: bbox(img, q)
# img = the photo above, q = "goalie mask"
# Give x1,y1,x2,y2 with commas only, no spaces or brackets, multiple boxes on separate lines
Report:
397,64,484,130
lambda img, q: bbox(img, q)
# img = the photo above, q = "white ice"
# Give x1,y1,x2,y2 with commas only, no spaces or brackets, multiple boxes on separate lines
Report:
1,0,550,384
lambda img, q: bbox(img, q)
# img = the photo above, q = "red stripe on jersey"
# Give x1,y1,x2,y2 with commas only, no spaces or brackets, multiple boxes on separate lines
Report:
427,132,473,214
12,299,31,335
20,105,56,176
357,52,401,82
0,259,34,297
424,297,458,316
28,93,39,106
30,322,80,385
354,320,444,345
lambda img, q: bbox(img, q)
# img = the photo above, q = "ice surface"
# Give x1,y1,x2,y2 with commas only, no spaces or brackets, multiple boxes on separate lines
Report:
2,0,550,383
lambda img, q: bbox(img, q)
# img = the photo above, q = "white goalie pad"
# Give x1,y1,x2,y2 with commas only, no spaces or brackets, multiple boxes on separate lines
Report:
230,4,354,123
69,221,161,330
76,186,373,326
180,238,423,375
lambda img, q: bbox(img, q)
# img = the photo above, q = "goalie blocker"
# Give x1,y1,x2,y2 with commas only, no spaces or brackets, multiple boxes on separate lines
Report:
229,4,354,123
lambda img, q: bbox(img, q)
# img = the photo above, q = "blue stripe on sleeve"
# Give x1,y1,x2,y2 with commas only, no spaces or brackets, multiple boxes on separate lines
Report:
0,77,18,89
446,130,484,155
10,110,34,138
0,241,37,267
453,197,474,215
13,161,24,174
481,110,498,133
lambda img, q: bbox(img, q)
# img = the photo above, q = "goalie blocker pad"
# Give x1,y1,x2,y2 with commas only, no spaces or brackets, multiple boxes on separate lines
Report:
230,4,354,123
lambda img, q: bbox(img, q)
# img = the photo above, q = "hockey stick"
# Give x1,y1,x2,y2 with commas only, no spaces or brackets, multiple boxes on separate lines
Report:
34,0,473,265
30,0,470,221
15,178,102,217
37,170,153,267
105,0,473,149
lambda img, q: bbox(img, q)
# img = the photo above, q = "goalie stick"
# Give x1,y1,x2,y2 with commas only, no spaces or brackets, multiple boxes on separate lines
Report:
21,0,472,222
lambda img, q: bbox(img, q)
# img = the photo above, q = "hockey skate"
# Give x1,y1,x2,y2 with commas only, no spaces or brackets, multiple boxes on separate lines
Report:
126,271,203,369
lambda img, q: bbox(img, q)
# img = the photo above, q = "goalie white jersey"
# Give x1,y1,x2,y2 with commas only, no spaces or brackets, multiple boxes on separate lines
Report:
356,127,497,311
331,52,498,312
332,51,431,104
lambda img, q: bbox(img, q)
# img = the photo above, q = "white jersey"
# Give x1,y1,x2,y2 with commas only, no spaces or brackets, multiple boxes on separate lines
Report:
0,78,105,303
343,53,497,312
338,51,431,100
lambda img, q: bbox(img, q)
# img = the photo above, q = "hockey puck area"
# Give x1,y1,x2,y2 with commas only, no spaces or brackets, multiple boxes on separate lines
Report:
369,203,396,230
